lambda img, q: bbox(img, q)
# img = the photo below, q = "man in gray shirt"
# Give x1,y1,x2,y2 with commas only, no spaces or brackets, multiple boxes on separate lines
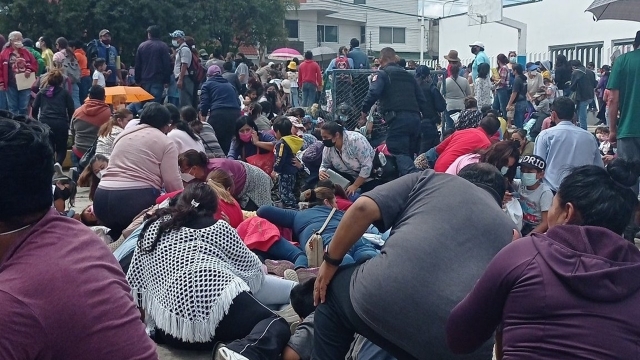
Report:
170,30,194,108
313,164,517,360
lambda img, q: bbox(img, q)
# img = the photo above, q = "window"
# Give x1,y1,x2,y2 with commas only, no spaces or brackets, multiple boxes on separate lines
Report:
379,27,405,44
285,20,299,39
354,0,366,4
360,26,366,48
317,25,339,43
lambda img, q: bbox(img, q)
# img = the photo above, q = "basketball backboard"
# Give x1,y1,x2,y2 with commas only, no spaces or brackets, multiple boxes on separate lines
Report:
468,0,503,26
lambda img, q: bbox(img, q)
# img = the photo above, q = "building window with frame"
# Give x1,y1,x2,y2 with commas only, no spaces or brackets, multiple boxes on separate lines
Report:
285,20,299,39
354,0,366,4
317,25,339,43
379,27,405,44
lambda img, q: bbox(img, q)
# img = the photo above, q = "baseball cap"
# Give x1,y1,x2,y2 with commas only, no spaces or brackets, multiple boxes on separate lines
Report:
99,29,110,37
169,30,185,39
469,41,485,48
519,155,546,171
281,79,291,93
526,63,540,72
207,65,222,77
268,62,275,67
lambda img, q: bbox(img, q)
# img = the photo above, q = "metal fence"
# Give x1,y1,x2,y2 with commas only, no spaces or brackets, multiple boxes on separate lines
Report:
327,69,446,132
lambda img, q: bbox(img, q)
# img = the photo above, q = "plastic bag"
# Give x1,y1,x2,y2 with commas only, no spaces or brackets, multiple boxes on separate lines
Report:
504,198,523,231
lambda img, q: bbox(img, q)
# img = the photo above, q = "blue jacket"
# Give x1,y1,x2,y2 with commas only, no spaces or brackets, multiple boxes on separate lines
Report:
227,131,276,160
348,48,369,69
199,75,240,116
134,39,172,85
90,40,118,83
274,135,304,175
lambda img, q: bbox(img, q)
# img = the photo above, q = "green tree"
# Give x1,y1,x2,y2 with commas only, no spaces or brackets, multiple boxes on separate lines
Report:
0,0,297,63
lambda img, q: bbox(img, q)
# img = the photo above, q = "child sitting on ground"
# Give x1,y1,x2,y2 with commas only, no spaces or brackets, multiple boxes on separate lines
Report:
243,88,258,107
532,86,550,115
595,125,615,157
455,96,483,130
514,155,553,236
273,116,304,209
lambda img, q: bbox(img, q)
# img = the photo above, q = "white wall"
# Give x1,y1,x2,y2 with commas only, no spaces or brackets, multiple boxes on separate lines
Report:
317,15,361,51
438,0,638,66
286,11,318,50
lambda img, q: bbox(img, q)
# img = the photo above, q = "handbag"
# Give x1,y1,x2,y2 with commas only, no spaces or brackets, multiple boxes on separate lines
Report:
305,208,336,268
244,146,275,175
79,139,97,169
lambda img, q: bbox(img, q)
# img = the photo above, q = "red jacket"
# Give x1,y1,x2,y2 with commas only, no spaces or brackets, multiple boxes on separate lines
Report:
0,47,38,89
298,60,322,88
434,127,491,172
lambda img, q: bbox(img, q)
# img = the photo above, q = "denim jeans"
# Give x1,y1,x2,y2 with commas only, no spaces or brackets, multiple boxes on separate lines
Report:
386,111,421,176
79,76,92,105
6,86,30,115
261,237,307,268
256,206,379,265
179,76,196,108
513,100,527,129
0,89,8,111
290,87,299,107
71,83,80,109
577,99,590,130
494,88,510,118
301,82,317,107
141,81,165,103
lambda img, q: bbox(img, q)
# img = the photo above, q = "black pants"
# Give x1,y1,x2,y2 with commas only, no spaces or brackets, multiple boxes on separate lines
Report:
156,292,290,359
419,119,440,154
209,108,241,155
385,112,421,176
93,187,160,240
313,265,418,360
41,118,69,164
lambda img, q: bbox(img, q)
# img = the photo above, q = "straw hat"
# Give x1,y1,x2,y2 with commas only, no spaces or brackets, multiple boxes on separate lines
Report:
287,62,297,71
444,50,461,63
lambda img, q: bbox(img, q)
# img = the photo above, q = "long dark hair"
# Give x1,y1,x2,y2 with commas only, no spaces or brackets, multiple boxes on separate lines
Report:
235,115,259,139
166,103,199,141
138,182,219,254
55,37,76,61
512,63,527,81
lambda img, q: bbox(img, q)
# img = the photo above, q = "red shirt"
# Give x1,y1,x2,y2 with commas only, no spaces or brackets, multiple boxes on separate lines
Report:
336,197,353,211
298,60,322,88
214,198,244,229
434,128,492,172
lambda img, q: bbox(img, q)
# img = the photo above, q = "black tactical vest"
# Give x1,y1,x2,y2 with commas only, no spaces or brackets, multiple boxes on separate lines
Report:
378,64,420,114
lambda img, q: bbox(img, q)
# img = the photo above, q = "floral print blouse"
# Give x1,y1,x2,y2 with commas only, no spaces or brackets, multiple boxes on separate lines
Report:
320,130,375,179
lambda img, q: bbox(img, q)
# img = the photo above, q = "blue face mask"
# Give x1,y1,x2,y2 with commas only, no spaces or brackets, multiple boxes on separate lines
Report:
500,166,509,175
521,173,539,186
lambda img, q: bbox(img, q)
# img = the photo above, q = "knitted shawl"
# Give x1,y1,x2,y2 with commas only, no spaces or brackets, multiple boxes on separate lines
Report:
127,217,264,343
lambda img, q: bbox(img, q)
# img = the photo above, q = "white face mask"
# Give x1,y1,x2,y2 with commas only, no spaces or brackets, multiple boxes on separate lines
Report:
96,169,107,179
181,172,196,183
509,57,517,63
500,166,509,175
521,172,539,187
171,40,179,47
35,41,41,49
529,70,538,77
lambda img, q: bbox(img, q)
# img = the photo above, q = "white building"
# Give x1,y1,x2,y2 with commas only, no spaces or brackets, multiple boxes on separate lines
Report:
284,0,429,58
436,0,638,68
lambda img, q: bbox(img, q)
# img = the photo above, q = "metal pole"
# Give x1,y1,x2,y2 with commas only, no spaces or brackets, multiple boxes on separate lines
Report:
442,0,458,19
420,0,425,63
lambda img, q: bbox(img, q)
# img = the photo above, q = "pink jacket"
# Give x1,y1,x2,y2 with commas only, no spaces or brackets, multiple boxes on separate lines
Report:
0,47,38,89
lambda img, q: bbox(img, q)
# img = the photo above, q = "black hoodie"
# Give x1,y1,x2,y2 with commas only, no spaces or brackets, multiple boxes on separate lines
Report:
32,85,75,123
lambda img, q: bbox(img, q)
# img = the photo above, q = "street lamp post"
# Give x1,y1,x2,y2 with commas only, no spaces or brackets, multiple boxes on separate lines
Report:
420,0,425,63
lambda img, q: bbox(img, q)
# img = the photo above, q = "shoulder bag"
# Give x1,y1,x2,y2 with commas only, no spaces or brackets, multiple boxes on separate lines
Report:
305,208,336,268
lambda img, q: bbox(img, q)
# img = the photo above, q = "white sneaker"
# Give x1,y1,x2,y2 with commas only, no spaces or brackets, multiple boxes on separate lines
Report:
215,347,249,360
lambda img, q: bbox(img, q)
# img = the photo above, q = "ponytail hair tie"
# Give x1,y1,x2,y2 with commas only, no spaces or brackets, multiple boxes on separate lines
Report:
191,199,200,208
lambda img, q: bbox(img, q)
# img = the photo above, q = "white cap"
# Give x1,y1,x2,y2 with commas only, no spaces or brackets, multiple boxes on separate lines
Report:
469,41,485,48
268,62,275,67
281,79,291,93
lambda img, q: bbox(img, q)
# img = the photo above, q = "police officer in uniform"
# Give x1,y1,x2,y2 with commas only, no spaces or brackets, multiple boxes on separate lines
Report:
361,47,430,175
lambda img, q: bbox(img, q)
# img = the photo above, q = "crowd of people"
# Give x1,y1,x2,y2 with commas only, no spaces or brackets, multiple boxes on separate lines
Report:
1,24,640,360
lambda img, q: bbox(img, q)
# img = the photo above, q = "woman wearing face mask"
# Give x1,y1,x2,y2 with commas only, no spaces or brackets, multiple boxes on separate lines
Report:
36,37,55,71
178,150,273,210
226,115,276,161
447,159,640,360
93,103,183,240
525,63,544,105
510,128,534,156
318,121,378,198
96,108,133,158
0,31,38,115
446,140,520,181
78,154,109,201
